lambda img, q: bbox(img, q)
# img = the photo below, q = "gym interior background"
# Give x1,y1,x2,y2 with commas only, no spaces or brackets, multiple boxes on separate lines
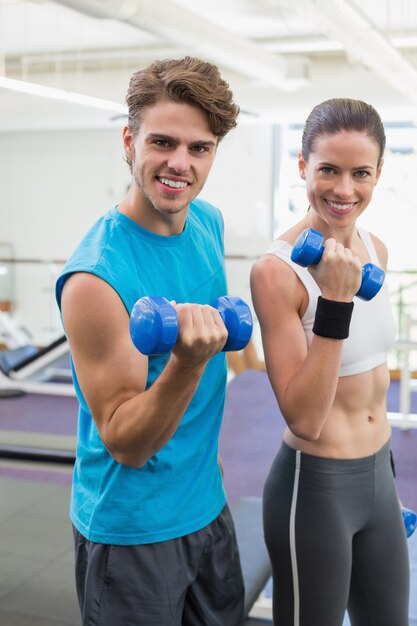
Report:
0,1,416,625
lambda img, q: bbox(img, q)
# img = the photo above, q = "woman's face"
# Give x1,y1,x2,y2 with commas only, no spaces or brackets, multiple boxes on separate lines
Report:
298,130,383,229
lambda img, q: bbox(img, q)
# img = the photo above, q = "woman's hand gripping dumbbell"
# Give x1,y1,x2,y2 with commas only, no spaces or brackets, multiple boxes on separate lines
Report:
290,228,385,301
129,295,253,356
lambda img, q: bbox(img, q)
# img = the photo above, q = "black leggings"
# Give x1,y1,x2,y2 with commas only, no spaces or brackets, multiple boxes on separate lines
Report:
263,440,410,626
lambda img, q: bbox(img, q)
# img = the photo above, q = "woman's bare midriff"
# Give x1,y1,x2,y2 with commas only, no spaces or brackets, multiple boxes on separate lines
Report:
283,363,392,458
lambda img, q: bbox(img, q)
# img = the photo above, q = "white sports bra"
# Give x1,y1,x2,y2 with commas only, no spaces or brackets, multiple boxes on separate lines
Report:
265,227,397,377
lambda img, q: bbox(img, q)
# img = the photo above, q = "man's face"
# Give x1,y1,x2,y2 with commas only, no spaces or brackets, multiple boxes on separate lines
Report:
123,100,218,221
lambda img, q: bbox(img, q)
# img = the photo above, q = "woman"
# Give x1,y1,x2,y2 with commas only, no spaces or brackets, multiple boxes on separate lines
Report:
250,99,409,626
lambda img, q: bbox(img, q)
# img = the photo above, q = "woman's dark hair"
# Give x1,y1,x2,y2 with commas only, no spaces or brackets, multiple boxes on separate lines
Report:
302,98,386,165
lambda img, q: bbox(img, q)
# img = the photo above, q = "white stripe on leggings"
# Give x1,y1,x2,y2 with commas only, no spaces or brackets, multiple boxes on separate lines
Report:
289,450,301,626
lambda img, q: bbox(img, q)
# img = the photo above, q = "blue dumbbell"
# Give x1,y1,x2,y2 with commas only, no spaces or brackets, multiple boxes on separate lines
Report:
130,295,253,356
290,228,385,301
402,506,417,539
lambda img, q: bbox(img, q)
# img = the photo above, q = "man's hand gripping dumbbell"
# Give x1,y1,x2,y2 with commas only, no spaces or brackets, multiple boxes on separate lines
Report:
130,295,253,356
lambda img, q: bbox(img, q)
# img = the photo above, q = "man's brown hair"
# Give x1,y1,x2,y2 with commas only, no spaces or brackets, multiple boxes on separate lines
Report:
126,56,240,141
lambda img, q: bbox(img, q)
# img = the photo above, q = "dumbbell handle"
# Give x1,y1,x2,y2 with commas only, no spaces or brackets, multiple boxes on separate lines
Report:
130,295,253,356
291,228,385,301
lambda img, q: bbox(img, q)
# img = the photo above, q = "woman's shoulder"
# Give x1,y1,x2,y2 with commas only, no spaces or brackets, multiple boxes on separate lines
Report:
360,228,388,269
251,241,305,303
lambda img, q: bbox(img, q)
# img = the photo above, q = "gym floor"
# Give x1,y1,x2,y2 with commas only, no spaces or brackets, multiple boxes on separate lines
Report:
0,470,277,626
0,470,416,625
0,469,78,625
0,369,416,625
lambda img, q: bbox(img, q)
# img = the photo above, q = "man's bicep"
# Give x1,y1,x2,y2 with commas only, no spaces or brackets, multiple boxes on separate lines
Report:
61,273,148,429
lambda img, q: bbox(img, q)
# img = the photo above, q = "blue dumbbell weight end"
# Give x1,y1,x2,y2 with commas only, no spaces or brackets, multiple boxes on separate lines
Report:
130,295,253,356
130,296,179,356
290,228,385,301
211,296,253,352
402,506,417,539
291,228,324,267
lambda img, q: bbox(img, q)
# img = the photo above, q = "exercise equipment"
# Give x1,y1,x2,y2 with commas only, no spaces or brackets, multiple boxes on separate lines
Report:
290,228,385,301
230,497,272,620
402,506,417,538
130,295,253,356
0,335,75,397
0,310,32,349
0,443,75,464
0,389,77,465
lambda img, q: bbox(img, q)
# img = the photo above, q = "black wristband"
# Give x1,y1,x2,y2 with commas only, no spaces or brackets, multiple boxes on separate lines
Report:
313,296,354,340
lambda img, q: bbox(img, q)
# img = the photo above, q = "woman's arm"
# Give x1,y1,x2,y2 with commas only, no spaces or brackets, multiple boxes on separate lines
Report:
250,240,362,441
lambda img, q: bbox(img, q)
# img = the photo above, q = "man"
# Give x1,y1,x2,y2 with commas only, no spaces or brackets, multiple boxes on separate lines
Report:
56,56,244,625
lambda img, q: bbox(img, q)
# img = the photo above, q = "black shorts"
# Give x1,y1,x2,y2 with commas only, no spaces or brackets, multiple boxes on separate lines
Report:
72,504,245,626
263,440,410,626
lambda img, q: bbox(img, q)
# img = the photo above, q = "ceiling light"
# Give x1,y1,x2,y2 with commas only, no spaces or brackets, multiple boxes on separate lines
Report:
0,75,127,114
265,38,344,54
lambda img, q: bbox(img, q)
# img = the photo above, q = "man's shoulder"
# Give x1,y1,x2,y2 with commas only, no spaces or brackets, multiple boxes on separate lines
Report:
56,210,126,308
190,197,223,224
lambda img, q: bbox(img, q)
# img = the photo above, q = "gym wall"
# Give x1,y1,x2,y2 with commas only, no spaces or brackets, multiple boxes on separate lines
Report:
0,123,274,345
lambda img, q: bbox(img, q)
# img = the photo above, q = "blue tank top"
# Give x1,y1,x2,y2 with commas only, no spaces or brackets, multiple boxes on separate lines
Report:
56,199,228,544
265,227,396,377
